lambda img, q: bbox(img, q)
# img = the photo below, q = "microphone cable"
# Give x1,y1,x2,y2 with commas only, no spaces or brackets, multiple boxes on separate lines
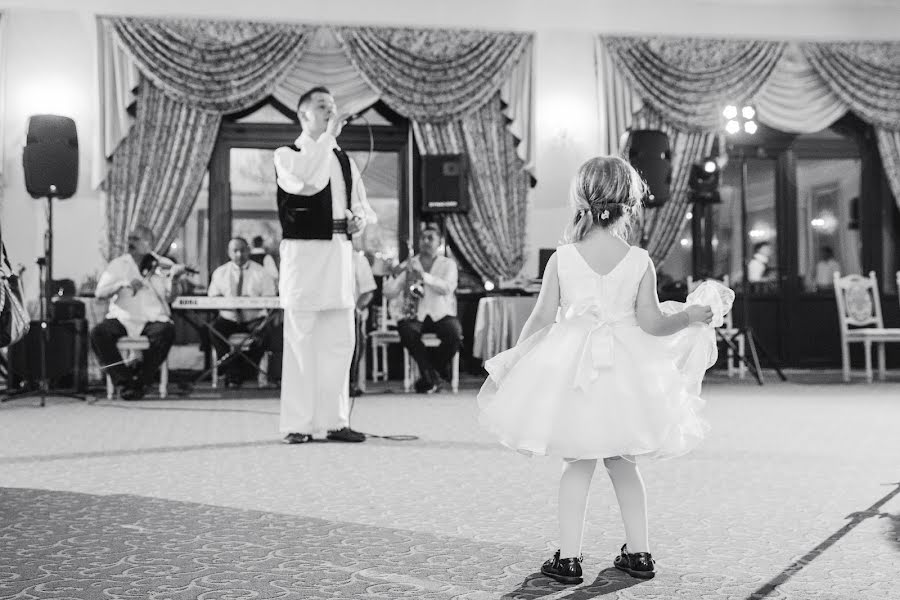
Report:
347,386,418,443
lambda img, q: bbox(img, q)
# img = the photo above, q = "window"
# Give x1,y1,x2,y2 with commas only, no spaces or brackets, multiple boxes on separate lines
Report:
717,157,778,293
795,158,861,292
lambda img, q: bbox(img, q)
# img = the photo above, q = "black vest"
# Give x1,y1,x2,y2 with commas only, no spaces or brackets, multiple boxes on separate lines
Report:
277,147,353,240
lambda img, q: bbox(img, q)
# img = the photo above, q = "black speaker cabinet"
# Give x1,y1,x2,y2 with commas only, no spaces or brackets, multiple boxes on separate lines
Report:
23,114,79,199
422,154,469,213
625,130,671,208
7,319,88,393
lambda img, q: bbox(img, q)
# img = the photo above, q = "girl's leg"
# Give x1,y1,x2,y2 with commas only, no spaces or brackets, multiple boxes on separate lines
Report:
603,456,650,553
559,458,598,558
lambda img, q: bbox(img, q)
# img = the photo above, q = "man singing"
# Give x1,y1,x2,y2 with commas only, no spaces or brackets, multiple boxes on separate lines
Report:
207,237,278,387
274,86,375,444
90,225,186,400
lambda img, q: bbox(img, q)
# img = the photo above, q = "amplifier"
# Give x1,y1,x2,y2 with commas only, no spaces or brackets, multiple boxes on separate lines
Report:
7,319,88,393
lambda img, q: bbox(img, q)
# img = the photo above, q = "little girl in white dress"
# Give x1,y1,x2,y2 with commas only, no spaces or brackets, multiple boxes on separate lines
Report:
478,156,733,583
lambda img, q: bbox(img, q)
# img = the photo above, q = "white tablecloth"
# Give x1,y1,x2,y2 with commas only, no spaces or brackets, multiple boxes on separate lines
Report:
472,295,537,362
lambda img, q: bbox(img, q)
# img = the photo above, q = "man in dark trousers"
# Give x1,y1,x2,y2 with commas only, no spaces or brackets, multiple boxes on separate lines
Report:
90,225,186,399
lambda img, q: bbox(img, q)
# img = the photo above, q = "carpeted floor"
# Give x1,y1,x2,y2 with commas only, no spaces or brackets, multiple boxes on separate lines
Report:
1,372,899,599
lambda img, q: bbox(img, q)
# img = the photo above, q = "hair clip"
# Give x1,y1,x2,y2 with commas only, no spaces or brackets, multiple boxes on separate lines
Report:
600,209,610,220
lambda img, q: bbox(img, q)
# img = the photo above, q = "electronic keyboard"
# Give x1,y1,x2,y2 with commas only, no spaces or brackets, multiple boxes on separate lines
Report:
171,296,282,310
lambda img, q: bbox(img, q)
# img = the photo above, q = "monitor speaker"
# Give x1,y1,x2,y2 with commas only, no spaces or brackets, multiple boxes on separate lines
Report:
422,154,469,213
625,130,671,208
7,319,88,393
23,114,79,199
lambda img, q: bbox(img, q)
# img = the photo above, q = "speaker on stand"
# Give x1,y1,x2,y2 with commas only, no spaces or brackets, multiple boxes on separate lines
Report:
2,115,88,405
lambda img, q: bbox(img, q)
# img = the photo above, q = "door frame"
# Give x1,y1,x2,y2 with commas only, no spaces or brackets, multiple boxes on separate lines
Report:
206,109,414,273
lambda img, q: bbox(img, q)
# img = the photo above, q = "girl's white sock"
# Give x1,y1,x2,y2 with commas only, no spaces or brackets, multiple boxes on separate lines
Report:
604,456,650,553
558,458,597,558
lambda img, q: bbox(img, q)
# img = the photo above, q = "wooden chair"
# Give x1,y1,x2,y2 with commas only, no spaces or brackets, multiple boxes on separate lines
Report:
105,336,168,399
833,271,900,382
210,333,270,388
687,275,744,378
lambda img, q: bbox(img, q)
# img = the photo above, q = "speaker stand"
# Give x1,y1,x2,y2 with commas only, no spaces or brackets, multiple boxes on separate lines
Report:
1,196,90,405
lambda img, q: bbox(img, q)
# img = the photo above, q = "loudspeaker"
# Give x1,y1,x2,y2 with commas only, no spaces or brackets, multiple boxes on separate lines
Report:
625,130,671,208
422,154,469,213
23,114,78,199
7,319,88,393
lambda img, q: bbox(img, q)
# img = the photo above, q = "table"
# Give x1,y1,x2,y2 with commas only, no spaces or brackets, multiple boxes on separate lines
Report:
472,295,537,362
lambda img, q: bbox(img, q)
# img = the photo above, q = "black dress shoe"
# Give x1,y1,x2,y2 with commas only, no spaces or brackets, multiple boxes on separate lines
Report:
613,544,655,579
326,427,366,443
283,433,313,444
540,549,583,585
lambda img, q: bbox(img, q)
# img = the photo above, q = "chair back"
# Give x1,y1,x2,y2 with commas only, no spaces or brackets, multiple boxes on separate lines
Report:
375,294,399,332
833,271,885,332
687,275,734,329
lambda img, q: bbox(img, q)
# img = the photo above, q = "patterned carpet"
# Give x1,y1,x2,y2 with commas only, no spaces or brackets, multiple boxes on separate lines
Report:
1,373,899,599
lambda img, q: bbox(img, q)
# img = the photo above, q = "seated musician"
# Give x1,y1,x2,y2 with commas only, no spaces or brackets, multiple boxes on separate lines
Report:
91,225,188,400
207,237,278,387
383,223,462,393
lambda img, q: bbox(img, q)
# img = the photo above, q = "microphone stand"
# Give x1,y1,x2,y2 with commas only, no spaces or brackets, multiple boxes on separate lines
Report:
2,194,89,405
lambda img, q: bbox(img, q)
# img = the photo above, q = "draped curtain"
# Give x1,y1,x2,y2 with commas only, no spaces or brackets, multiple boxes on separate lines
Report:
600,37,783,263
335,27,533,280
414,95,529,279
99,16,310,258
803,42,900,210
98,19,534,282
597,35,900,265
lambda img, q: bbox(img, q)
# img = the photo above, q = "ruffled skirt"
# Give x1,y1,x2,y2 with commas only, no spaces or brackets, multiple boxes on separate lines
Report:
477,281,733,460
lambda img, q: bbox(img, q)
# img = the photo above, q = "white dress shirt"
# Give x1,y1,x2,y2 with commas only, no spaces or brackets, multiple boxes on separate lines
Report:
747,253,769,282
207,260,278,322
383,255,458,321
815,258,841,288
353,251,376,300
94,254,172,337
250,248,280,281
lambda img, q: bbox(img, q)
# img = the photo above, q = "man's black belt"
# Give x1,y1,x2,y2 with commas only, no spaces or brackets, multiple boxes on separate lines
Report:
332,218,348,234
282,219,349,240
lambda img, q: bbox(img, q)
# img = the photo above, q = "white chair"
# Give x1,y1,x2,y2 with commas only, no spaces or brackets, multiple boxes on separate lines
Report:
833,271,900,383
687,275,745,378
368,296,402,384
105,336,168,399
211,333,270,388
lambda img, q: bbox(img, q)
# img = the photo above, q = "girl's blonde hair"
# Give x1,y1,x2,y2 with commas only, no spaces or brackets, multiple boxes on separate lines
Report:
563,156,647,243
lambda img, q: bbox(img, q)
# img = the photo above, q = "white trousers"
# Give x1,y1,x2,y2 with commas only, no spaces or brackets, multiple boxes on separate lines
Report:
279,308,355,436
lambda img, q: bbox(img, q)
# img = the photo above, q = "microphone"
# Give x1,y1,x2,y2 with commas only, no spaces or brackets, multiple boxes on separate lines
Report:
340,111,365,126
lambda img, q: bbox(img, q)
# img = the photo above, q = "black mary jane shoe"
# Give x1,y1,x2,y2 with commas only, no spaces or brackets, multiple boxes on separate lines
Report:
282,433,313,444
540,549,583,585
613,543,655,579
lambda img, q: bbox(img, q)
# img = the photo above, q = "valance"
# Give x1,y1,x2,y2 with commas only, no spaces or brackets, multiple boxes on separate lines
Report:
107,16,310,113
603,36,785,131
335,27,531,123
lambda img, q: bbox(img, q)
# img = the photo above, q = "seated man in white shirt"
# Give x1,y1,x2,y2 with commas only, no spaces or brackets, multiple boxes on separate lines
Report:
207,237,278,387
90,225,187,400
383,223,462,393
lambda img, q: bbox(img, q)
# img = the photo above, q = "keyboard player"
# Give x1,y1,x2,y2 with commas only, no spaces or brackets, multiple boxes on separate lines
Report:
207,237,278,387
